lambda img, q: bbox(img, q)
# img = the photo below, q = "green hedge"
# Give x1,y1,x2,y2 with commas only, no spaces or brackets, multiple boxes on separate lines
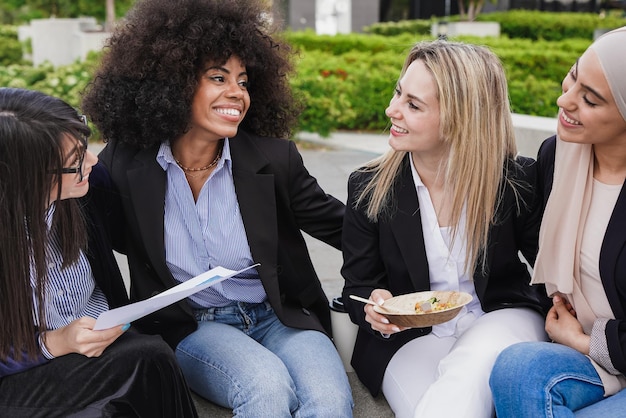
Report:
291,48,402,136
285,32,588,129
285,30,417,55
362,19,434,37
0,12,606,137
476,10,626,40
366,10,626,41
0,26,25,65
0,52,99,108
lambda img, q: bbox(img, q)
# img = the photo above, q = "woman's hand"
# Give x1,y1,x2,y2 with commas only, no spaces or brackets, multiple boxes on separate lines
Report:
365,289,408,336
545,295,590,355
43,317,128,358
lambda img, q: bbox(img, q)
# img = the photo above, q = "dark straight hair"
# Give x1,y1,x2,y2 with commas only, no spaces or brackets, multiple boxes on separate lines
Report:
0,87,91,361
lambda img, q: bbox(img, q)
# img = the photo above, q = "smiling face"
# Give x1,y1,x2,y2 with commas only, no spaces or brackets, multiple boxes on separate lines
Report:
385,59,444,159
49,134,97,204
187,55,250,142
557,50,626,147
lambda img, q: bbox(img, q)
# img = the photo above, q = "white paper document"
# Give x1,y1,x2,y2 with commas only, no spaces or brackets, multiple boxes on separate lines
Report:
94,264,259,330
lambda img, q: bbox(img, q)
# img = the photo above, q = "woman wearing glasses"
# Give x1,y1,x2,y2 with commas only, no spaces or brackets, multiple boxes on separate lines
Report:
0,88,198,417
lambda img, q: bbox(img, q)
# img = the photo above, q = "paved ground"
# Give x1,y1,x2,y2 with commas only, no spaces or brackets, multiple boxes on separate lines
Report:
295,135,385,300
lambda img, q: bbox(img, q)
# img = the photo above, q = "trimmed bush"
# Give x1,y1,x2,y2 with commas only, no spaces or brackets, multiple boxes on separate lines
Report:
0,26,25,66
366,10,626,41
363,19,434,37
1,10,612,137
285,30,417,55
291,49,401,135
476,10,626,41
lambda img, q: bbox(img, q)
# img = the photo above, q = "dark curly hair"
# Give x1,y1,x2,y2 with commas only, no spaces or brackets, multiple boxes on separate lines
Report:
82,0,300,148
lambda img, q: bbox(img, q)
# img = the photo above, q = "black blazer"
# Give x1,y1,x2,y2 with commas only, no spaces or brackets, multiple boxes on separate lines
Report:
538,136,626,375
341,154,549,395
90,130,345,348
83,187,131,309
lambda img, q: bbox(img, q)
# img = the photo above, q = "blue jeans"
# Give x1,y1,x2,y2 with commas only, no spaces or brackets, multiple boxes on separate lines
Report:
575,385,626,417
175,301,353,417
489,341,618,417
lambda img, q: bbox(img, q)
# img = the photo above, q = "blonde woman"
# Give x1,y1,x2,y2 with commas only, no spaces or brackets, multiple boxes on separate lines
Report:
341,40,549,418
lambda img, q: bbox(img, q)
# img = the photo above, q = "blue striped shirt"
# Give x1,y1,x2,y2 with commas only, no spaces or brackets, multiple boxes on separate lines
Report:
157,139,265,308
33,204,110,358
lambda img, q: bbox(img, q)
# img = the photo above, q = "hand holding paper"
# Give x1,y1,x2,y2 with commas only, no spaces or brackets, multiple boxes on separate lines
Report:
94,264,259,330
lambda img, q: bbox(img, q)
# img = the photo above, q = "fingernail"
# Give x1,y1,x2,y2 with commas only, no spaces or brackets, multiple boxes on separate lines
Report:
122,323,130,331
381,318,390,324
392,326,400,332
553,295,561,303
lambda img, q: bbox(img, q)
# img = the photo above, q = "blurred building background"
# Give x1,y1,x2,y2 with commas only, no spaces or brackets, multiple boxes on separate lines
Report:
275,0,621,33
18,0,624,67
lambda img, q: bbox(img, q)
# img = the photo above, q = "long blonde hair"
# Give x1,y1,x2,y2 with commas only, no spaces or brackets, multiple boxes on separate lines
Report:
356,40,518,273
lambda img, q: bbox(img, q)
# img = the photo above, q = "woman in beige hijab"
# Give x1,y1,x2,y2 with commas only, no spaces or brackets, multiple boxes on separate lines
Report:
490,26,626,417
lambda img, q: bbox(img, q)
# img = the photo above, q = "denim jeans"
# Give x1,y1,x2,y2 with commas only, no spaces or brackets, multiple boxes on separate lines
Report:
175,301,353,417
575,385,626,417
490,342,611,417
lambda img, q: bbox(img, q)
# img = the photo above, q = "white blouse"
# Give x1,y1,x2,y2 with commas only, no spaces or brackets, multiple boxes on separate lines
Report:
409,156,484,337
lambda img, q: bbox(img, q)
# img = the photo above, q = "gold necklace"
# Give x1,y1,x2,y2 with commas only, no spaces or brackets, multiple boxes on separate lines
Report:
182,170,208,179
175,146,223,173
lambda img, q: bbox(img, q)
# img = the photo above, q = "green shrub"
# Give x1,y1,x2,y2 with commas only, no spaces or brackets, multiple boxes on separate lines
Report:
0,26,25,65
363,19,434,36
509,75,561,117
0,12,606,136
483,36,587,86
476,10,626,40
0,51,101,110
365,10,626,41
285,30,417,55
291,49,402,135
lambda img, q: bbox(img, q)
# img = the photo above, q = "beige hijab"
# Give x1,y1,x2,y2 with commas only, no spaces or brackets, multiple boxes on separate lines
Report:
531,26,626,395
532,26,626,296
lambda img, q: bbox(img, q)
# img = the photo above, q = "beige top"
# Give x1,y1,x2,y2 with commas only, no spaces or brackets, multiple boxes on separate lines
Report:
532,139,626,395
578,179,620,332
571,179,625,395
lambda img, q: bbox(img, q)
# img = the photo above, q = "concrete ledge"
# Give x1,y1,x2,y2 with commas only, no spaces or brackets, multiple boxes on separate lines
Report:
431,21,501,37
511,113,557,158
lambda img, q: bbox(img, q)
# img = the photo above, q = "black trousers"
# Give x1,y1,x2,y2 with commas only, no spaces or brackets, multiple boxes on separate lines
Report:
0,332,198,417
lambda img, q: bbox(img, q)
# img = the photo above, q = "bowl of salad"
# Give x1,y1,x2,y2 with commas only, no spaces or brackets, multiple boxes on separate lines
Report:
373,290,473,328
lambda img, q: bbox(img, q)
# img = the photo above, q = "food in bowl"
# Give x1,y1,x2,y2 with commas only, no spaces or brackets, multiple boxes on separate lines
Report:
373,291,473,328
414,297,454,313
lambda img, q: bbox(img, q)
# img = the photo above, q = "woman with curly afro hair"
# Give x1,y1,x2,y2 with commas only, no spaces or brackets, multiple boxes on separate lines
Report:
82,0,353,416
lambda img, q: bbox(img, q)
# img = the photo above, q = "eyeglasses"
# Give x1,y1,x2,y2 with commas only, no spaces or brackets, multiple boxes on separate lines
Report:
59,115,89,181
